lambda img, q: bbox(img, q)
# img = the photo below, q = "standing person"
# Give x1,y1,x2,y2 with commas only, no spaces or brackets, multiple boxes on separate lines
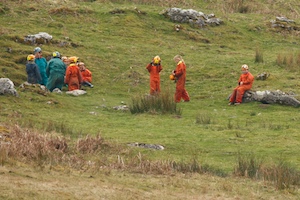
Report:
172,55,190,103
78,62,93,88
146,55,162,95
65,56,82,91
34,47,48,86
228,64,254,105
46,51,66,92
25,54,41,84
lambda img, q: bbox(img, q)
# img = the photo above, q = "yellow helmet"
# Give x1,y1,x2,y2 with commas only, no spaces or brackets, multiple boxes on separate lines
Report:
69,56,78,63
52,51,61,58
153,56,161,64
169,74,176,80
27,54,35,61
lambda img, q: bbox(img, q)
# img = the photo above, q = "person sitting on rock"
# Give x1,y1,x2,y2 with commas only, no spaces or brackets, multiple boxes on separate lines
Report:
228,64,254,106
78,62,93,88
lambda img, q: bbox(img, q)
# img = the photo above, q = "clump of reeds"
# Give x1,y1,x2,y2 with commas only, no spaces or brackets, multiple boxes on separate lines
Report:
129,90,181,115
276,52,300,72
234,154,262,178
261,161,300,190
234,154,300,190
255,48,264,63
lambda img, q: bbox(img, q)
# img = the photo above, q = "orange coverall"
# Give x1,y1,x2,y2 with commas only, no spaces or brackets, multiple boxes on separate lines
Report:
65,64,83,91
81,68,92,83
146,63,162,95
174,60,190,103
229,72,254,103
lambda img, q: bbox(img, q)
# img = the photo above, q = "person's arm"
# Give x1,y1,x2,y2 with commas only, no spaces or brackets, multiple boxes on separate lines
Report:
146,63,152,72
243,73,254,85
174,63,183,77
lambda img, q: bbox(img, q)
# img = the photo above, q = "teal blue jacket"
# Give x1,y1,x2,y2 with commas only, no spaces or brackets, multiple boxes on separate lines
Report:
35,57,48,85
46,58,66,92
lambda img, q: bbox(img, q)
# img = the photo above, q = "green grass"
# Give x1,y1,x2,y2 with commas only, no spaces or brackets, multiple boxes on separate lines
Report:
1,0,300,198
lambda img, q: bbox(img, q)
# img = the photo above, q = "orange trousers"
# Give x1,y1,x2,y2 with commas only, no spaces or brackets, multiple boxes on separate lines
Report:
150,78,160,95
175,87,190,103
229,85,251,103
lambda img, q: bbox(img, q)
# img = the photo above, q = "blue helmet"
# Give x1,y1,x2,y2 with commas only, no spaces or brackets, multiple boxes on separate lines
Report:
52,51,61,58
34,47,42,54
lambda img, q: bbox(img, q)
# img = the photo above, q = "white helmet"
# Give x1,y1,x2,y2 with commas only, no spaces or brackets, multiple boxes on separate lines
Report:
241,64,249,70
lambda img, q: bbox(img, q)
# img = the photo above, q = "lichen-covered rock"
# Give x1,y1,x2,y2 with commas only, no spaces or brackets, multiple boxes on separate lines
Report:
66,89,87,96
0,78,18,96
24,32,53,44
242,90,300,107
162,8,223,28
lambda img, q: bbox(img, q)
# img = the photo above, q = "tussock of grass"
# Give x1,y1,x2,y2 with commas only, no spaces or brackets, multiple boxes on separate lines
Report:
234,154,300,190
129,90,181,115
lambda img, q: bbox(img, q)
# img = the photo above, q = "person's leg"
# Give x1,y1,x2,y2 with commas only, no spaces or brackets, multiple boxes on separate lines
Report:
182,89,190,102
175,88,183,102
229,88,238,103
235,87,247,103
150,80,156,95
156,80,160,94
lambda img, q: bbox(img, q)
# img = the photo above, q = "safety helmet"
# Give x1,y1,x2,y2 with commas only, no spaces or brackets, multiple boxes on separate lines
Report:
34,47,42,54
153,56,161,64
78,62,85,66
27,54,35,61
69,56,78,63
241,64,249,70
52,51,61,58
169,74,176,80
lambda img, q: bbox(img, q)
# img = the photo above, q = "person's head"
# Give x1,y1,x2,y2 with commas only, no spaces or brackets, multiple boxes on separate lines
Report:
173,55,182,63
52,51,61,59
27,54,35,62
153,55,161,65
34,47,42,58
241,64,249,74
69,56,78,64
78,62,86,71
61,56,70,65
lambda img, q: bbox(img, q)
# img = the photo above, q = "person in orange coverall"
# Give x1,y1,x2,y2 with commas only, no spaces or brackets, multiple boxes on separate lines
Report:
146,55,162,95
172,55,190,103
78,62,93,88
64,56,83,91
228,64,254,105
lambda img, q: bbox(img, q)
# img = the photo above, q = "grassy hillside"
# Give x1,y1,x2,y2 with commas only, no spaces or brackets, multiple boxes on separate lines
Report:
1,0,300,199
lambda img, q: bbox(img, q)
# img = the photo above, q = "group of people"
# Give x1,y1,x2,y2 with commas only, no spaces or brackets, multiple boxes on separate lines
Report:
25,47,93,92
26,48,253,104
146,54,190,103
146,54,254,105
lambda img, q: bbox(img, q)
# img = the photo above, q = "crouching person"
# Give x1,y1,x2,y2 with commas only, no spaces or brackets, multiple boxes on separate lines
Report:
65,56,83,91
78,62,93,88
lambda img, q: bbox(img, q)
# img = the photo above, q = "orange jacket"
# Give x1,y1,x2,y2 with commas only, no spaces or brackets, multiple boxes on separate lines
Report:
65,64,83,91
146,63,162,80
238,72,254,90
81,69,92,83
174,60,186,89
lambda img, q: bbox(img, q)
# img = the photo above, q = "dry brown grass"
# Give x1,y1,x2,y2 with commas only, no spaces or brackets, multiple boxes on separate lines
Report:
276,52,300,72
